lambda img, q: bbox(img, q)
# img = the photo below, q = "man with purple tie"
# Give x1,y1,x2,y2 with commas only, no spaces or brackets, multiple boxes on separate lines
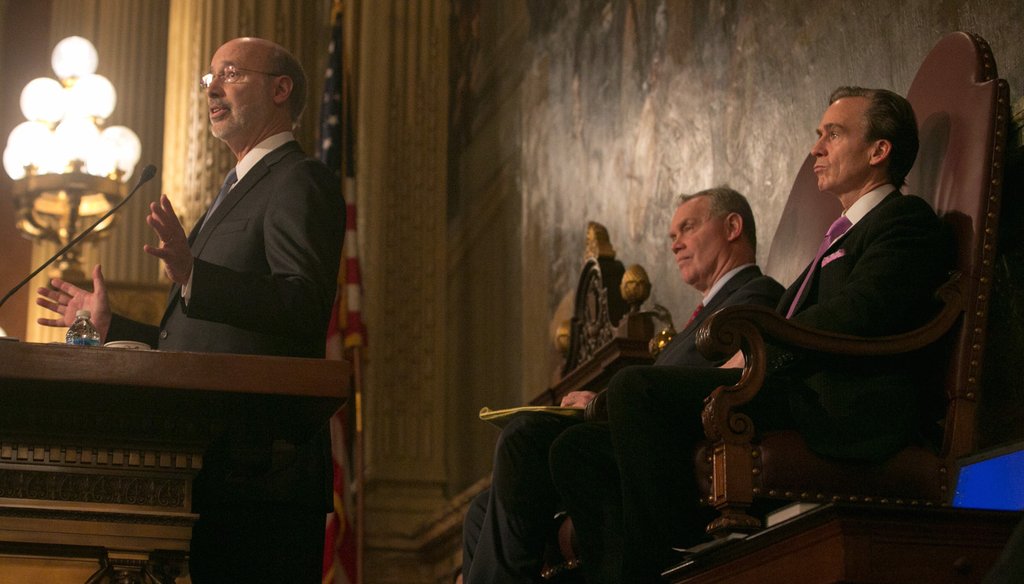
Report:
549,87,953,584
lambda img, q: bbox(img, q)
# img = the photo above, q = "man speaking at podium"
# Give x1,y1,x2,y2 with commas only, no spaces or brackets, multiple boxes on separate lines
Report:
35,37,344,583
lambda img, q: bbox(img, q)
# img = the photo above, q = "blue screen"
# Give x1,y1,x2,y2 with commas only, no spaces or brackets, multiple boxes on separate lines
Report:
953,447,1024,511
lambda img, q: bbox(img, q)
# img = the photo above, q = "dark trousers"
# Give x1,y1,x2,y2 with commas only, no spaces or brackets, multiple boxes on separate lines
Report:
189,503,326,583
550,366,795,584
462,412,581,584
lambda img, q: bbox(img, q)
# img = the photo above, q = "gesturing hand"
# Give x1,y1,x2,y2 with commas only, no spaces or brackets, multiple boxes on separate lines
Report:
36,264,112,341
143,194,194,285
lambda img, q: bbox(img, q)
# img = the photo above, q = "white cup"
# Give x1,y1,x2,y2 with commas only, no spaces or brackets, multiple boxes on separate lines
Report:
103,340,151,350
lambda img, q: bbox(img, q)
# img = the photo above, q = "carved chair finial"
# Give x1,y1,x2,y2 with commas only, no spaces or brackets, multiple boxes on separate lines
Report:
620,264,652,308
585,222,616,259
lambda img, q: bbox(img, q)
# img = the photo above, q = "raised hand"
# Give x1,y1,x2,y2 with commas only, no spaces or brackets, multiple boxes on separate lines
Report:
143,194,194,285
36,264,112,341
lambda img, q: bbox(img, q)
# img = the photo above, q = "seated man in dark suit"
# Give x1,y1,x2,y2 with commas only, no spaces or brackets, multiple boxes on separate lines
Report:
461,187,784,583
549,87,954,583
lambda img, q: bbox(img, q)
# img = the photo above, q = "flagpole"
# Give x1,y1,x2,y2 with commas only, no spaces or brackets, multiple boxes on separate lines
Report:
351,344,366,584
325,0,367,581
338,1,365,579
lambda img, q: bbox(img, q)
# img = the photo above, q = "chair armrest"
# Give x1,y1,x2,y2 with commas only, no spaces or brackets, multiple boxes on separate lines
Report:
696,272,965,442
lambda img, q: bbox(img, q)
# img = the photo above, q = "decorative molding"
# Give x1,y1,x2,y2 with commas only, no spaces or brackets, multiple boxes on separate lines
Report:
0,443,202,472
0,505,194,527
0,467,188,510
576,268,617,362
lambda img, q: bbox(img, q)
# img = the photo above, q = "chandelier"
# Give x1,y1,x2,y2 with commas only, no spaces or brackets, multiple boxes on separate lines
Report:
3,36,141,280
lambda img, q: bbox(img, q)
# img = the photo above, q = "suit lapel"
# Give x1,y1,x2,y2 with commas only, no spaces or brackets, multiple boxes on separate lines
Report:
188,141,301,257
161,141,303,326
655,266,762,366
783,190,901,315
189,164,267,257
679,265,762,337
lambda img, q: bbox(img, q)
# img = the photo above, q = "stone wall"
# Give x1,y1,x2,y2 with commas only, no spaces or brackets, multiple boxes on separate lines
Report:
446,0,1024,498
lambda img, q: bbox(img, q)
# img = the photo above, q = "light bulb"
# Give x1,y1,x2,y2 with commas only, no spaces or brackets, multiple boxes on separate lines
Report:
100,125,141,180
54,116,100,165
66,74,116,120
51,36,98,81
20,77,65,123
4,146,27,180
85,148,117,178
4,120,54,178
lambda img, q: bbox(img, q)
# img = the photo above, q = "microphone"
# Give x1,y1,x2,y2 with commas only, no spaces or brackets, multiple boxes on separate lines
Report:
0,164,158,310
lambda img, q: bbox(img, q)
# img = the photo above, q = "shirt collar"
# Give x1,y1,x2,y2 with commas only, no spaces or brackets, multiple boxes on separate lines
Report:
233,131,295,183
703,263,755,305
844,184,894,226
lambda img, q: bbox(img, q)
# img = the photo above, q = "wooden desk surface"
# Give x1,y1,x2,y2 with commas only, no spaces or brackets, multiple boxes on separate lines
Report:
0,339,349,398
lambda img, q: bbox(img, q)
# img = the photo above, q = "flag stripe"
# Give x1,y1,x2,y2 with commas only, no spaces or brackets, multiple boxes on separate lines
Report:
321,1,361,583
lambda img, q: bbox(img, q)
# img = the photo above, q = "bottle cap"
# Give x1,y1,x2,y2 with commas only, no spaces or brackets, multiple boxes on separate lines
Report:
76,309,91,318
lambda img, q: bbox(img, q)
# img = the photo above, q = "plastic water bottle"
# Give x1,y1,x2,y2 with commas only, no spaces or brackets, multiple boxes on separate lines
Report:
66,309,100,346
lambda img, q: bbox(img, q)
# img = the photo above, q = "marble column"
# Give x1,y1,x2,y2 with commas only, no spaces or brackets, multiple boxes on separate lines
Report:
357,0,452,580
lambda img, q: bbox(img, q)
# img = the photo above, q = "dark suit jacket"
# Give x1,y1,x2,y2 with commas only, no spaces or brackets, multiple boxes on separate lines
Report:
654,265,784,367
109,141,343,358
108,141,345,511
586,266,783,420
772,191,952,460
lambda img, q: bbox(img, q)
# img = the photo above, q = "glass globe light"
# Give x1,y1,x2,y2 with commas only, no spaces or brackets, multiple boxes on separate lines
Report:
4,120,54,178
36,139,67,175
51,36,98,81
85,147,117,178
66,74,116,120
20,77,65,123
99,125,141,180
4,146,28,180
54,116,100,166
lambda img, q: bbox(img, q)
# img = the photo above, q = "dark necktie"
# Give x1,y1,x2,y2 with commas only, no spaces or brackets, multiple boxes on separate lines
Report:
196,168,238,236
786,215,853,318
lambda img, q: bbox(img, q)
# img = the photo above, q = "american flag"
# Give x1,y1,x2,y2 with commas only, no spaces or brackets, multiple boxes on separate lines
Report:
321,2,361,583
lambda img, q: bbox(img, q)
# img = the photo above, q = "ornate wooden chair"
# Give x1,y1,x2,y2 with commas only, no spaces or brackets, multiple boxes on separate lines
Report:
693,31,1010,536
531,221,661,407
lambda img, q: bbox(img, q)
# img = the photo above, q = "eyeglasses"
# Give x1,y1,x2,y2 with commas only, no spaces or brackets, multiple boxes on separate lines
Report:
199,65,282,90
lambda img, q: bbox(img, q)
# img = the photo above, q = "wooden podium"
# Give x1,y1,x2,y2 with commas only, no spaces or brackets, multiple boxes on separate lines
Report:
0,340,348,583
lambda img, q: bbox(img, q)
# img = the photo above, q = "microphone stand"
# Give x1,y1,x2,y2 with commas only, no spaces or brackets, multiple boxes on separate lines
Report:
0,164,158,310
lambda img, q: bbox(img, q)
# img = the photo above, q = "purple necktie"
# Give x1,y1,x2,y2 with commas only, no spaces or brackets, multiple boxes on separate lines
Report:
786,215,852,318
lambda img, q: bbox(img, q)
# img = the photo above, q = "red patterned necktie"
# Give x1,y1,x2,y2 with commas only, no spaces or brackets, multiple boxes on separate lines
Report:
786,215,853,318
685,302,704,329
